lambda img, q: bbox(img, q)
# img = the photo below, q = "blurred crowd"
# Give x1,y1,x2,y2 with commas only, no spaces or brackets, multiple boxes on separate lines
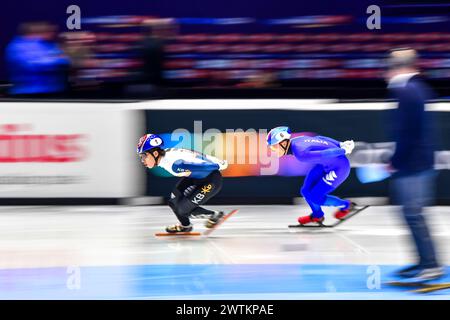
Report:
4,16,450,99
4,19,179,98
5,22,70,97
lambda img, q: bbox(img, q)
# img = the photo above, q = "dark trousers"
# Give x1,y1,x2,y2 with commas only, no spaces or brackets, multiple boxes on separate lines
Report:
390,170,440,269
168,170,223,226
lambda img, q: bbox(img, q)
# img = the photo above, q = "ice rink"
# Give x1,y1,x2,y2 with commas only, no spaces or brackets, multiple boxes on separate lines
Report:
0,204,449,299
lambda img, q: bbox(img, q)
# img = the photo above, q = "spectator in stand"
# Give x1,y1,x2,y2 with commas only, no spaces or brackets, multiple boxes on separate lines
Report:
60,31,100,93
139,18,177,87
5,22,70,97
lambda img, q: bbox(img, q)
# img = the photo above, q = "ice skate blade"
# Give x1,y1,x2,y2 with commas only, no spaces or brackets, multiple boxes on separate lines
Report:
203,209,238,236
155,232,201,237
288,223,330,228
386,281,450,293
288,205,370,228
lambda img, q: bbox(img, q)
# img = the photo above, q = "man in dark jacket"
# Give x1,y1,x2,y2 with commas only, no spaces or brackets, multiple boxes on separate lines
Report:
387,48,443,281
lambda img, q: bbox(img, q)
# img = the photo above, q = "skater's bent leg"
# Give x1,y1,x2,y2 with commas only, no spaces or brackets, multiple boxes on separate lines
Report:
301,165,326,218
190,206,215,217
319,159,352,209
184,170,224,219
301,192,325,218
174,177,197,198
301,164,325,194
168,178,195,226
168,176,211,226
304,180,339,218
323,195,350,209
187,170,223,209
168,196,196,226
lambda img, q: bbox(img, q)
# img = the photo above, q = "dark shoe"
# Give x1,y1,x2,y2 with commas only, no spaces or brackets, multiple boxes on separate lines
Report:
395,264,422,278
165,224,193,233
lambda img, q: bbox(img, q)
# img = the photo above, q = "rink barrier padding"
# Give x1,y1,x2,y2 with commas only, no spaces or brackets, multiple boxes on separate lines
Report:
0,101,146,201
0,100,449,205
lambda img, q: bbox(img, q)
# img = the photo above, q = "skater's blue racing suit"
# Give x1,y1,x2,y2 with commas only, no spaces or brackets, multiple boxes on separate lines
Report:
289,136,351,218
